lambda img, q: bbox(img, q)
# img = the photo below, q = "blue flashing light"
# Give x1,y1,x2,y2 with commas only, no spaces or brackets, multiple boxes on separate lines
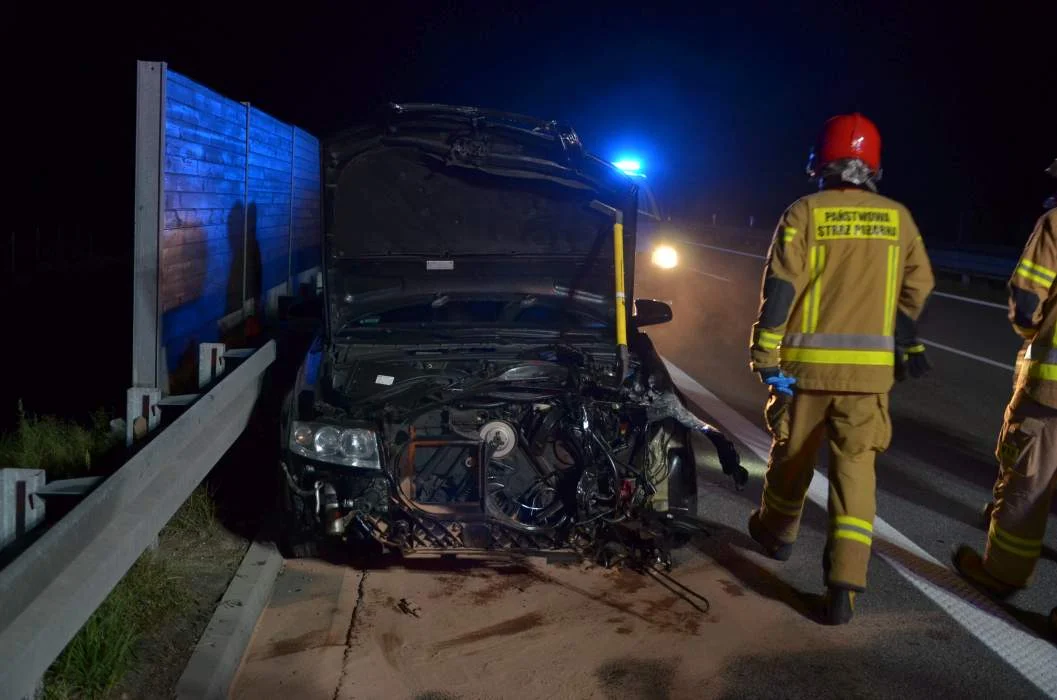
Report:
613,159,642,174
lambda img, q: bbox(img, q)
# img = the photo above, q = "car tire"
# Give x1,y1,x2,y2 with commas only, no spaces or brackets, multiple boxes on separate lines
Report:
277,465,324,559
281,535,322,560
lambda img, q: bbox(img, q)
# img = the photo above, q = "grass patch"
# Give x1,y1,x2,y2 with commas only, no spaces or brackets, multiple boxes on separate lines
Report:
41,486,220,700
0,401,117,480
42,550,188,700
163,484,220,540
3,408,236,699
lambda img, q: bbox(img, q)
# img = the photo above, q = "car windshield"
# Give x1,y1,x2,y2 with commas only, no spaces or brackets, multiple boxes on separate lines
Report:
636,179,661,220
340,297,611,334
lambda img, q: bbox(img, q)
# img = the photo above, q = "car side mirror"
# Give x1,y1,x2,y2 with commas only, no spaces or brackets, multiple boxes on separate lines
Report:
634,298,673,326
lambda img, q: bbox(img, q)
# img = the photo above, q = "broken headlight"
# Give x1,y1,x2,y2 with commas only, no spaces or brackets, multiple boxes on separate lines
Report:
290,422,381,469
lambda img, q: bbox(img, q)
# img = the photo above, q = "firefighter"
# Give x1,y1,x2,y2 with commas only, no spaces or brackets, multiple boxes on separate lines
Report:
746,113,936,625
952,158,1057,599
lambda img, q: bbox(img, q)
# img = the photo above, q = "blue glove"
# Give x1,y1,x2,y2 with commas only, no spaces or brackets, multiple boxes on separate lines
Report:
758,367,797,396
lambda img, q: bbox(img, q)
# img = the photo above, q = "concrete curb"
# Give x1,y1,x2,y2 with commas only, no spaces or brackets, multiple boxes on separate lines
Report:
175,540,284,700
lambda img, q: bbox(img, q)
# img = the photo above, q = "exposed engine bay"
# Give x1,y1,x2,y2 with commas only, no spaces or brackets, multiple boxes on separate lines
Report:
280,103,748,571
280,337,746,568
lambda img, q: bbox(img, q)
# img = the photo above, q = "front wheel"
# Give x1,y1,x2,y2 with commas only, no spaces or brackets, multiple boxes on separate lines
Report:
277,469,324,559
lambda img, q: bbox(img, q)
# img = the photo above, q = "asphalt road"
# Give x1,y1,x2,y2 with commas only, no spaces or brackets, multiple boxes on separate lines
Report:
229,229,1057,700
634,230,1057,697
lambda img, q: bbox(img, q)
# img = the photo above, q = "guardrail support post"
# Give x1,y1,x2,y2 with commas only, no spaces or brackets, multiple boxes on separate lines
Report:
126,387,161,447
1,469,46,553
199,343,227,389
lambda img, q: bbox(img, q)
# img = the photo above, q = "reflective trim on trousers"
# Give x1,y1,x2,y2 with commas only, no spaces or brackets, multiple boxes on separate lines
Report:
763,488,803,518
989,521,1044,560
832,515,874,547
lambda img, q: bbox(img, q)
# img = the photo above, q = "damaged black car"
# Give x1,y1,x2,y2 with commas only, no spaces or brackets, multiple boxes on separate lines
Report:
278,104,745,567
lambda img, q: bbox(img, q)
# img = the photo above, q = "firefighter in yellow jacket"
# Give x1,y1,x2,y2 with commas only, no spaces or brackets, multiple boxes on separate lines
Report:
952,158,1057,611
747,113,935,625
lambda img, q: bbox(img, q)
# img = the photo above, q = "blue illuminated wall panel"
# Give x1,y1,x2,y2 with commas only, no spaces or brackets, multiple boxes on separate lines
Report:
247,107,293,303
157,68,321,393
292,128,322,279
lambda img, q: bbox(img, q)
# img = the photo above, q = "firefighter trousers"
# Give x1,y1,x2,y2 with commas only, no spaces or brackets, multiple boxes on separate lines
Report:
985,389,1057,587
757,390,891,591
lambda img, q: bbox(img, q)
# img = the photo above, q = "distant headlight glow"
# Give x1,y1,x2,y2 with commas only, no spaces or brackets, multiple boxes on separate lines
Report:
651,244,679,269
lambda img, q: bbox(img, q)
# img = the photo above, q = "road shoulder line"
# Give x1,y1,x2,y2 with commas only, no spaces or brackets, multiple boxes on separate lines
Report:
921,338,1015,371
680,240,767,260
662,357,1057,698
932,291,1007,310
680,238,1016,370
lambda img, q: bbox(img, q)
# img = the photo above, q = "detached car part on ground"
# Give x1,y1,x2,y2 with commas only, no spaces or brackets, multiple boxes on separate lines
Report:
278,104,746,569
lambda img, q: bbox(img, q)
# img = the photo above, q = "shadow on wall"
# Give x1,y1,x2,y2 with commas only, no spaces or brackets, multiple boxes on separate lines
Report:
225,202,263,318
246,202,263,317
162,201,262,396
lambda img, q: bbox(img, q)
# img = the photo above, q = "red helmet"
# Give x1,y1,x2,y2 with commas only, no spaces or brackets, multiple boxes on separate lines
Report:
807,113,882,177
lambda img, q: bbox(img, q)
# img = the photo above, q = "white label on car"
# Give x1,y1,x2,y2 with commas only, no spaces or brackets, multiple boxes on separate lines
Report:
375,375,395,385
426,260,454,270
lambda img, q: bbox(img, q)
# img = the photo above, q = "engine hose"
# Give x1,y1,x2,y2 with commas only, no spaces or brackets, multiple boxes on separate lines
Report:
591,429,648,496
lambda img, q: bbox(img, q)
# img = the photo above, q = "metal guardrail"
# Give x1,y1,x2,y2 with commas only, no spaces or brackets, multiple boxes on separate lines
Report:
0,340,276,700
928,249,1017,281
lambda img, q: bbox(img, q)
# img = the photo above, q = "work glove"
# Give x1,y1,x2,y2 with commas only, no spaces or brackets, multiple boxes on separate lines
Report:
758,366,797,396
895,343,931,381
895,311,931,381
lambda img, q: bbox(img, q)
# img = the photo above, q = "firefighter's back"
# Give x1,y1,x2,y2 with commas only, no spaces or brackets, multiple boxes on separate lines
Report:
781,188,923,394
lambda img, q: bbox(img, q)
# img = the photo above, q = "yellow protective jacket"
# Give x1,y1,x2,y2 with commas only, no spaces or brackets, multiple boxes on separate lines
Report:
1010,207,1057,409
750,188,935,394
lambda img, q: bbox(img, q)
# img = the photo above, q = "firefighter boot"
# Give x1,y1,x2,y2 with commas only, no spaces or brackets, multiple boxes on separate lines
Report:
748,509,793,561
951,545,1018,599
980,501,994,529
823,585,856,626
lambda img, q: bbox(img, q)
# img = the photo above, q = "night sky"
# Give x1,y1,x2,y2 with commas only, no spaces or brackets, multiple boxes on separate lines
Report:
13,2,1057,251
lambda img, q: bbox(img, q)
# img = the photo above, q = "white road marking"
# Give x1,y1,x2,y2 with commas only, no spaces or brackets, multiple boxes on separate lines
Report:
932,291,1007,310
681,239,1018,371
921,339,1015,371
662,358,1057,698
689,268,731,282
680,240,767,260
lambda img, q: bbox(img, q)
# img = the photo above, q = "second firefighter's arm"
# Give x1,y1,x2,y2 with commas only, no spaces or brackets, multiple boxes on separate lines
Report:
896,220,936,344
749,200,809,374
1008,213,1057,340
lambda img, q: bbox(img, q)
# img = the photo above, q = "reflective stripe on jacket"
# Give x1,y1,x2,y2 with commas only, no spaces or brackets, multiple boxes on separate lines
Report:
750,188,935,393
1011,208,1057,408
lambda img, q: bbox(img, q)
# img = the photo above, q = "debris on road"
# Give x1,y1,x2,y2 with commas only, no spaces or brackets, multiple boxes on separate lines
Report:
397,598,421,618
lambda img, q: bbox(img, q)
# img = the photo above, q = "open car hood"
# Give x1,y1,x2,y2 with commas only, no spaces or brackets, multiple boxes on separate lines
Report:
320,104,640,338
